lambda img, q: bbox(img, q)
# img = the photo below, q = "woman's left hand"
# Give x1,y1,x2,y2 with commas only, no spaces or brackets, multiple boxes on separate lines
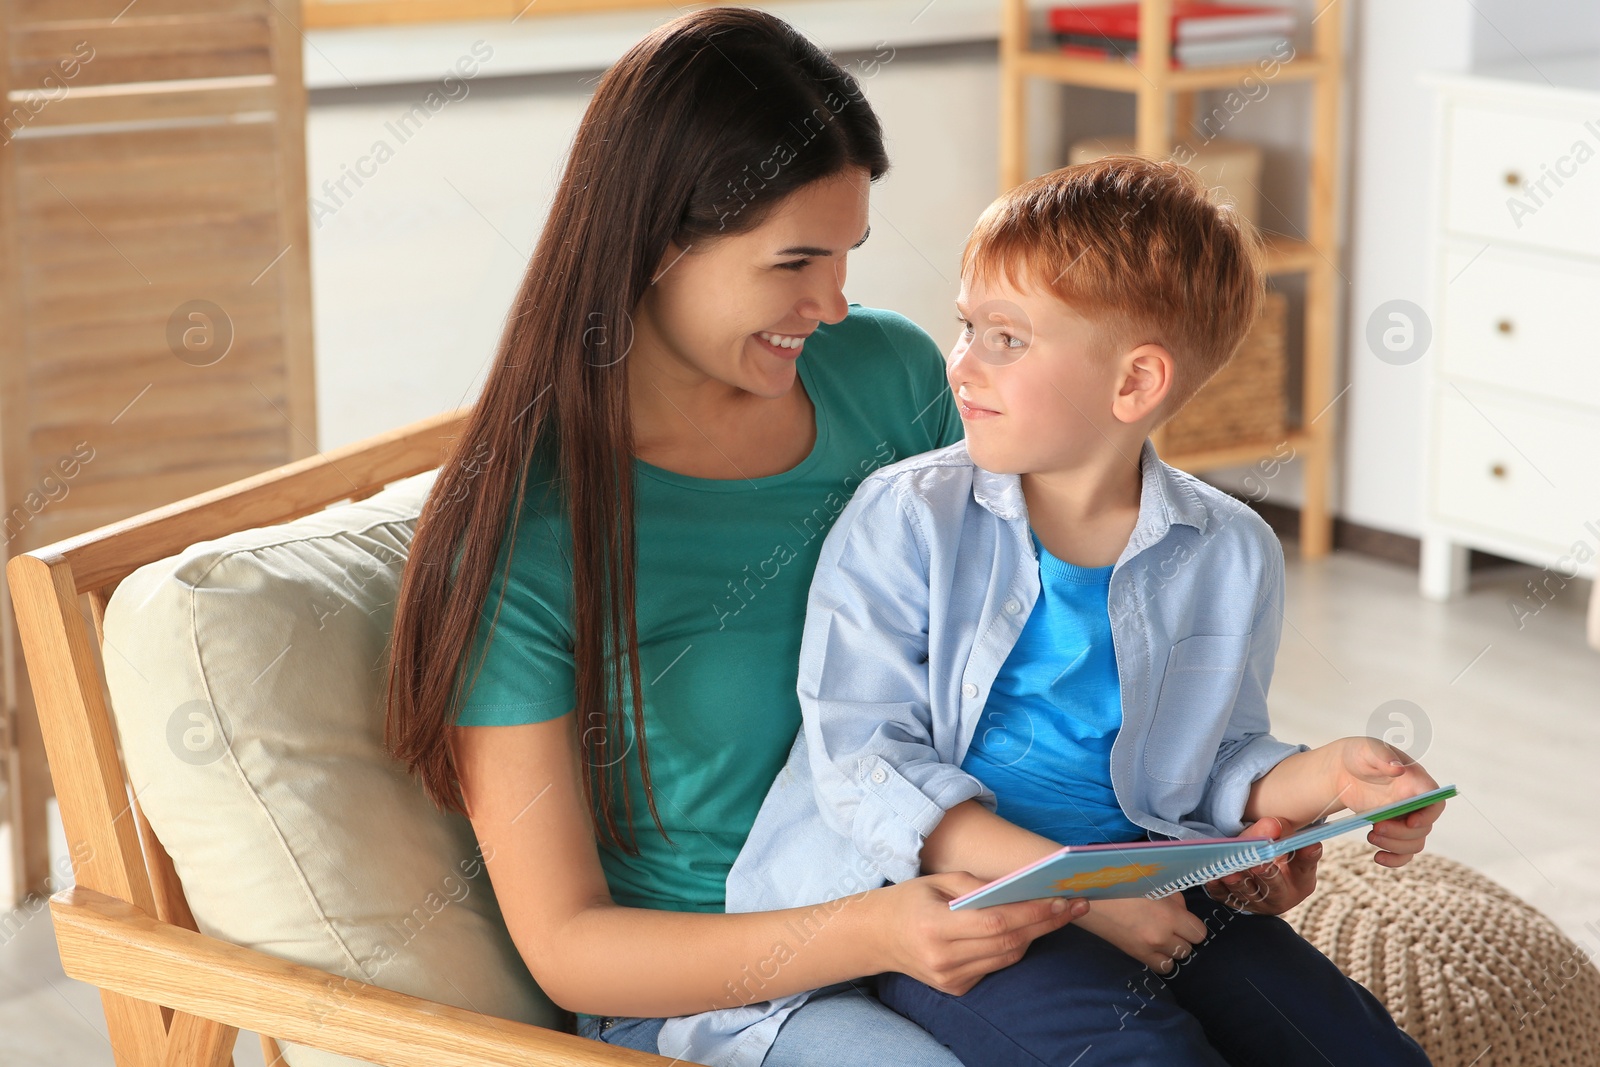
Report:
1202,816,1322,915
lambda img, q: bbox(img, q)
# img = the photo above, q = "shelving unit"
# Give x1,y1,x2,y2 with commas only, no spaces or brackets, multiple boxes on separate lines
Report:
999,0,1345,557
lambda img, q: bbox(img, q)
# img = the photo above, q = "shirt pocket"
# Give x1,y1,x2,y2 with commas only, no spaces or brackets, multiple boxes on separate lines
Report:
1142,633,1251,786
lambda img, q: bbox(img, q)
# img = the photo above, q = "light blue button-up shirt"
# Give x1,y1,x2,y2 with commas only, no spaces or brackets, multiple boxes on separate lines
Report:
657,438,1306,1067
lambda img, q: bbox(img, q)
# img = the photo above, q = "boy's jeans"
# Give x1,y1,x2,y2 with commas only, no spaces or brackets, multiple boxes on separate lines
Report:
878,886,1432,1067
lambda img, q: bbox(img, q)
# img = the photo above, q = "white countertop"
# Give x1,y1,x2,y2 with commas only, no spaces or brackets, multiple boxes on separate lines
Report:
1421,50,1600,105
303,0,1005,90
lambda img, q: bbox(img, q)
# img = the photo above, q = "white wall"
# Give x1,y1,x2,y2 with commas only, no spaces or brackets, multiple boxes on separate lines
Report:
305,32,1060,449
304,2,1600,544
1332,1,1475,536
307,70,590,447
1468,0,1600,66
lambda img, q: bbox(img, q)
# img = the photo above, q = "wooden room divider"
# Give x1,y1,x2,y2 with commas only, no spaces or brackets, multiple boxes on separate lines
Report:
0,0,317,903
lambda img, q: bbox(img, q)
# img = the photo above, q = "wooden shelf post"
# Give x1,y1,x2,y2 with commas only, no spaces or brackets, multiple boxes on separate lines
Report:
1297,0,1347,559
999,0,1030,190
996,0,1344,559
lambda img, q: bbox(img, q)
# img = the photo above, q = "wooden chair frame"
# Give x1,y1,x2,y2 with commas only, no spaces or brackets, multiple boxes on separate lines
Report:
6,408,677,1067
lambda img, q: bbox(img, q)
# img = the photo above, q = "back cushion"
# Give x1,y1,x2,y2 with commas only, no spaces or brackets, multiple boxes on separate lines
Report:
101,469,561,1067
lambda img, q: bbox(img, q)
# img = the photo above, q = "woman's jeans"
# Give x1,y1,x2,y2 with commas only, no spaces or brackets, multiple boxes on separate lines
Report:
576,980,963,1067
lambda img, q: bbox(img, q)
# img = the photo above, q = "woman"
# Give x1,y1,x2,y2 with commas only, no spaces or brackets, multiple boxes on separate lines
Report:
386,9,1318,1066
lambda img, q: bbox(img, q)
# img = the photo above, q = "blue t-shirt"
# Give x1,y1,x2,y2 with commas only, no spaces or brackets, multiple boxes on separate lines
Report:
960,529,1146,845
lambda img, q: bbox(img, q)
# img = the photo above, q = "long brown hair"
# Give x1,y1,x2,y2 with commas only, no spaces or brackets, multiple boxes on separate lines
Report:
386,7,890,850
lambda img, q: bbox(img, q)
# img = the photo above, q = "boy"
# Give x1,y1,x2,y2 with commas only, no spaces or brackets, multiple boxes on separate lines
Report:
662,158,1443,1066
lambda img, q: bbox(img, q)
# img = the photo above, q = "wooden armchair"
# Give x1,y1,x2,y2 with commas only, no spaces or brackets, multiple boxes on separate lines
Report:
6,409,678,1067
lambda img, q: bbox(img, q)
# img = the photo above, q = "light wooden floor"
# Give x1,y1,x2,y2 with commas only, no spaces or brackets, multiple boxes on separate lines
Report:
1,550,1596,1066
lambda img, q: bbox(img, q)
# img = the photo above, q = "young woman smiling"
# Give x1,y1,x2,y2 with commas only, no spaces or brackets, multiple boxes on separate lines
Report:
386,9,1319,1065
383,10,1084,1064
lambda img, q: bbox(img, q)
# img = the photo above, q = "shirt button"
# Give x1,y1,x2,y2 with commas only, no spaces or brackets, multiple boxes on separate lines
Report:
1004,599,1021,614
870,767,887,784
962,682,979,698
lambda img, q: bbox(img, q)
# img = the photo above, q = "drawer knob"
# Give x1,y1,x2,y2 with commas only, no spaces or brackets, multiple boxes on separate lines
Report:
1496,318,1514,335
1504,170,1522,187
1490,463,1507,479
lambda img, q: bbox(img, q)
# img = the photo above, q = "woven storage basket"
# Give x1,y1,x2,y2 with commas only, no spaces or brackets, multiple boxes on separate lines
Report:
1163,289,1288,455
1285,838,1600,1067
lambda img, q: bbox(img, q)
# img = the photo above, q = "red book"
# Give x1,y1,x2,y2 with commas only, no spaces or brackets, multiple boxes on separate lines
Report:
1048,3,1295,43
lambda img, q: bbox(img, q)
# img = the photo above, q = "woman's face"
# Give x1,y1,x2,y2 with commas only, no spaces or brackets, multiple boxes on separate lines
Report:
633,167,872,400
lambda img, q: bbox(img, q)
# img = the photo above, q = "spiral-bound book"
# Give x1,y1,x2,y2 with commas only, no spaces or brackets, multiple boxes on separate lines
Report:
948,784,1458,909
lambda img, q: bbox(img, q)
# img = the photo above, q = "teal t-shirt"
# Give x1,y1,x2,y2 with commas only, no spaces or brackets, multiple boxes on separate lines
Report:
454,304,963,913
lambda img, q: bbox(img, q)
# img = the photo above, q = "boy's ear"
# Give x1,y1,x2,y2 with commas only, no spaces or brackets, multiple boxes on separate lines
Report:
1112,343,1175,425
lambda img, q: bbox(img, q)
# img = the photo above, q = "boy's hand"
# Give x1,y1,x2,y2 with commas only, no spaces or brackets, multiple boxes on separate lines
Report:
1332,736,1444,868
1075,895,1207,974
1203,816,1321,914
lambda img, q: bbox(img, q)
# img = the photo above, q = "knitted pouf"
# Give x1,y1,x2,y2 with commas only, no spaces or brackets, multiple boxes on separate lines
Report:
1282,838,1600,1067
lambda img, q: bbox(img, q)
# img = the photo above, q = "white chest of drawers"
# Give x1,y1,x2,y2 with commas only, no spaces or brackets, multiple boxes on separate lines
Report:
1421,57,1600,603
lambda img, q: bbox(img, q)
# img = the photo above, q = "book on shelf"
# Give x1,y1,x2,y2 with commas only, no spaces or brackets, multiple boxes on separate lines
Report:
1057,32,1292,68
1048,3,1296,43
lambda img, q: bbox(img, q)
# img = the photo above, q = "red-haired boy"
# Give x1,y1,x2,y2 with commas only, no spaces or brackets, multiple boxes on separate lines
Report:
714,157,1442,1066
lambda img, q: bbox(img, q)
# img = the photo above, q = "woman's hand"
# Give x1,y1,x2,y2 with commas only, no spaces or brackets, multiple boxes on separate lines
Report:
463,720,1089,1016
875,873,1088,995
1203,816,1321,914
1074,895,1208,973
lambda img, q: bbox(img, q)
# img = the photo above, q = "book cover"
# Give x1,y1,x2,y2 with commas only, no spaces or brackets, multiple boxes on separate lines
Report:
949,784,1458,909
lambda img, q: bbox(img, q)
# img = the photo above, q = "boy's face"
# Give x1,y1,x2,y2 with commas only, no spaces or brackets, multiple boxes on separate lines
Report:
947,271,1135,476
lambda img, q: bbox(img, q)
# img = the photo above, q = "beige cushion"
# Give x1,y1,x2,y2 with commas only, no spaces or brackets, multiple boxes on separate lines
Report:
1287,838,1600,1067
102,469,561,1067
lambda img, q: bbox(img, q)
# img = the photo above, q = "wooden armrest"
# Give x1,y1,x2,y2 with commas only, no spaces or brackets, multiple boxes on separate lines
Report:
51,886,692,1067
27,406,470,594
